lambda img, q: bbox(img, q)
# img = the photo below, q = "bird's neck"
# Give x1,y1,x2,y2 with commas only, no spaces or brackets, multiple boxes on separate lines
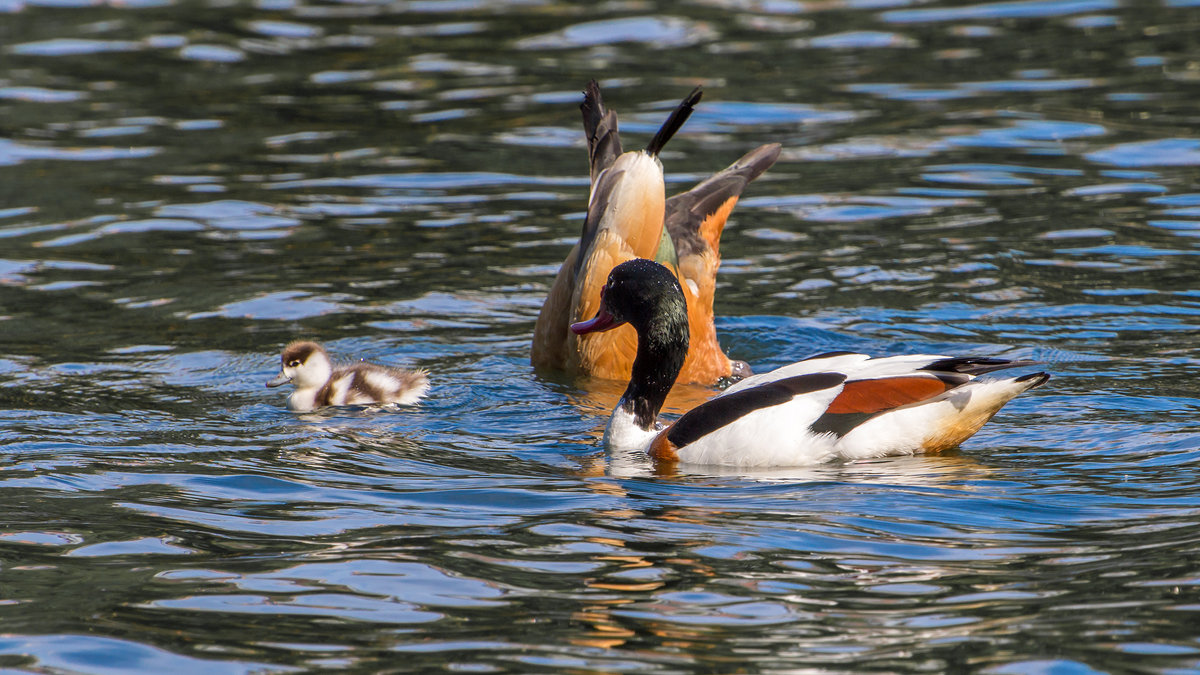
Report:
618,310,688,431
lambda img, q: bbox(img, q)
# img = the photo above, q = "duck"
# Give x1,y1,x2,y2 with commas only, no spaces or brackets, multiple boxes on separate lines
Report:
532,80,781,386
266,340,429,412
570,259,1050,468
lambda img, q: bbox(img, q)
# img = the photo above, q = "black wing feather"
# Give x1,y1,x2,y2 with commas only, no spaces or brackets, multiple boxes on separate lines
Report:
921,357,1041,376
573,81,625,279
667,372,845,449
646,86,702,157
581,80,622,184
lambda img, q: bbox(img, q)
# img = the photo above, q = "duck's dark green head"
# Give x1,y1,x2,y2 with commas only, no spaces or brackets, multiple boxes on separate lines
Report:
571,259,690,430
571,258,688,339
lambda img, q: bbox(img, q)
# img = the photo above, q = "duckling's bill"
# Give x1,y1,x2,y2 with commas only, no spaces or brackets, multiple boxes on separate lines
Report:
265,372,290,388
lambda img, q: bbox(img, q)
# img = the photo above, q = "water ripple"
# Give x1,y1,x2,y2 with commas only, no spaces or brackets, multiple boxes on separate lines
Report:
516,16,716,50
1086,139,1200,167
2,0,1199,671
883,0,1120,23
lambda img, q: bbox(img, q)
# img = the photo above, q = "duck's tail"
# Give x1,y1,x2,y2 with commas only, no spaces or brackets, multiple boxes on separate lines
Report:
575,84,705,276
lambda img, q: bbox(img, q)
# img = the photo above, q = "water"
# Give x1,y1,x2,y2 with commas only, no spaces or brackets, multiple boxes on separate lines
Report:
1,0,1199,672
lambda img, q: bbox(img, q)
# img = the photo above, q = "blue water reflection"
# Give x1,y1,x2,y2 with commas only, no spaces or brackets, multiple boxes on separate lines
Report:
1,0,1199,672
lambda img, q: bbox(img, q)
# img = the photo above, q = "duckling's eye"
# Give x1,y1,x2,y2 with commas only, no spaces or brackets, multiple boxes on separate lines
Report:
287,359,301,367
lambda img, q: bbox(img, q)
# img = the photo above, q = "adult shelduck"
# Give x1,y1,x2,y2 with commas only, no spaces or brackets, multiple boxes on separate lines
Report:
532,80,780,385
266,341,429,412
571,259,1050,468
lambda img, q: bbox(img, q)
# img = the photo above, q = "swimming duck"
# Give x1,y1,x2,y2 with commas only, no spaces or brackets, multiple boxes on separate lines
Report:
266,340,429,412
532,80,780,386
571,259,1050,468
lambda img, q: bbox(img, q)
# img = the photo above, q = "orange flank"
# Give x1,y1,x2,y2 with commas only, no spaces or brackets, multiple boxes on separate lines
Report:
699,193,738,252
531,80,779,386
673,195,740,385
826,377,953,415
647,430,680,464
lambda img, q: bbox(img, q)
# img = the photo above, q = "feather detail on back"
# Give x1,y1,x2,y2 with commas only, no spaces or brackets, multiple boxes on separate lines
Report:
317,365,429,408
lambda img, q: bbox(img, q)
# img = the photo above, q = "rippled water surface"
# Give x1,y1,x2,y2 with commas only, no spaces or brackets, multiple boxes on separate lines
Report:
2,0,1199,672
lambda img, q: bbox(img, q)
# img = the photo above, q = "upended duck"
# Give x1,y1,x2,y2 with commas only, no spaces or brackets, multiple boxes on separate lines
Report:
532,80,780,385
571,259,1050,468
267,341,429,412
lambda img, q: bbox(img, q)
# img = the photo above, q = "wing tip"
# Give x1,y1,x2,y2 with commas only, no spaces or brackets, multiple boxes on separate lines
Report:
923,357,1042,376
743,143,782,171
1015,371,1051,389
646,86,703,157
580,79,607,132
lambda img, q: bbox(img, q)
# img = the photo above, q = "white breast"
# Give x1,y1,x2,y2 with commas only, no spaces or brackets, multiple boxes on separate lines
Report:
287,388,320,412
604,407,662,454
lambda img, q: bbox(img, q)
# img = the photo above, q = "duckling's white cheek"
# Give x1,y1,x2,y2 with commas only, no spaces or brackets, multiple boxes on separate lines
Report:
294,365,325,389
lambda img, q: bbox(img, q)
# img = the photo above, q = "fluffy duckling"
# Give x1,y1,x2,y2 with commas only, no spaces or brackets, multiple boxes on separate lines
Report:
266,340,429,412
572,259,1050,468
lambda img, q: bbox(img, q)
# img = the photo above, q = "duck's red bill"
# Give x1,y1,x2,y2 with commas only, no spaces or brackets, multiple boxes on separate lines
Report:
571,308,621,335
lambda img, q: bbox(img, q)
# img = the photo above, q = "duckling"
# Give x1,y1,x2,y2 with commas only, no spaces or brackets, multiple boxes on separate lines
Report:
266,340,429,412
572,259,1050,468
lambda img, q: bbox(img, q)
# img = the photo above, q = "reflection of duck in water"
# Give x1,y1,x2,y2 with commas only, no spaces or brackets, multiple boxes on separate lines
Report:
573,259,1050,469
532,80,780,386
266,341,429,412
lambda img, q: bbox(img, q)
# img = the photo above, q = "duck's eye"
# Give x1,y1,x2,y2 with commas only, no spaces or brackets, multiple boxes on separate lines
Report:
287,359,301,367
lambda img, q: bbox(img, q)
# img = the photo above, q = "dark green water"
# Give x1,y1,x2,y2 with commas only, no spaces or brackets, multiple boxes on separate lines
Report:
1,0,1198,672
